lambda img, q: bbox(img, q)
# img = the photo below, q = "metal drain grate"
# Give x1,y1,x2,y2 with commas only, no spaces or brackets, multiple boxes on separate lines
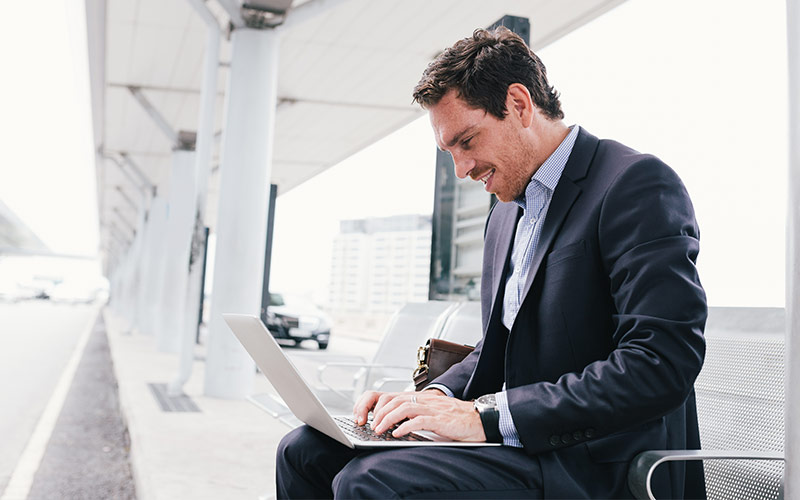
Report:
148,383,201,412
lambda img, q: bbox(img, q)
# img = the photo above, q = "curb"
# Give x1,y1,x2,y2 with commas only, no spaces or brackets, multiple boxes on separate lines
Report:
102,308,155,500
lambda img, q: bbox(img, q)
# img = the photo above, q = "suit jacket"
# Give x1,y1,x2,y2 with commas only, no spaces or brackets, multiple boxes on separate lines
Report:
435,128,707,499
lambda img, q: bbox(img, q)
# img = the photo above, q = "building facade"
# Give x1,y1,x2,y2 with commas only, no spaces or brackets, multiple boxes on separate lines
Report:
329,215,431,326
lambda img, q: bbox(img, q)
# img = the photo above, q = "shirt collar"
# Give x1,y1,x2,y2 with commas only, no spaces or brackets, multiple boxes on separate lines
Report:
514,125,580,209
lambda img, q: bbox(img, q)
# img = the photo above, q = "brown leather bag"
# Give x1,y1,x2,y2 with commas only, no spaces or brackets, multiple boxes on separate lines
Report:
412,338,475,391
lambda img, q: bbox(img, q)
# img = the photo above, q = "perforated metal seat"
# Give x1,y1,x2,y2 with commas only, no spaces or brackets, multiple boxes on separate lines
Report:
436,300,483,345
629,307,786,499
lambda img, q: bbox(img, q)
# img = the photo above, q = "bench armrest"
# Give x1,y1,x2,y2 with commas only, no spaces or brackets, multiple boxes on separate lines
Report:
627,449,784,500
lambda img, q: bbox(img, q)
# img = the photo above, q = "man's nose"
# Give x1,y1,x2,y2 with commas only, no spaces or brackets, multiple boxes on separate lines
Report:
452,152,474,179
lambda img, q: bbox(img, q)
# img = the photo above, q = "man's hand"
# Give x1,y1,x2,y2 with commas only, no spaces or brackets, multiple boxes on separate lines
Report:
352,390,487,442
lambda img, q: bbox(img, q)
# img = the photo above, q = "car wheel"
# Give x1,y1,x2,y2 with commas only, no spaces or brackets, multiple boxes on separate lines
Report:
317,341,328,350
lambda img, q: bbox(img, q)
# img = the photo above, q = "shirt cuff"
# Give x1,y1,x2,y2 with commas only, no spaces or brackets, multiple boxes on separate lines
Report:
423,384,454,398
495,390,523,448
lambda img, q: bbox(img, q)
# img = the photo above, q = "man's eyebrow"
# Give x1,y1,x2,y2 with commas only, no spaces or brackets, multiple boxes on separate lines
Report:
444,125,477,149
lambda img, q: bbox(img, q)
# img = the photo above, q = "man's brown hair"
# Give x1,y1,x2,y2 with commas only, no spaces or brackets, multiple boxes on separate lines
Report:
412,27,564,120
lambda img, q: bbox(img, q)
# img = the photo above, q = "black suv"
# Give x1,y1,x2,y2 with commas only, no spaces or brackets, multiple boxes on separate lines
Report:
262,293,330,349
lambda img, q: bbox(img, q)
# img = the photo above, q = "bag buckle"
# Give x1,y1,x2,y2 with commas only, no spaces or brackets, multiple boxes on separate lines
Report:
413,344,429,378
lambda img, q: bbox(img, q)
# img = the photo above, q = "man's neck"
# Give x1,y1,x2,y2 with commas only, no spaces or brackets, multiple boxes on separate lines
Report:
526,120,571,178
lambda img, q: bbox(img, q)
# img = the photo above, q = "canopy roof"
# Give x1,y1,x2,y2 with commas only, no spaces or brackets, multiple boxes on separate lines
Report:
85,0,626,251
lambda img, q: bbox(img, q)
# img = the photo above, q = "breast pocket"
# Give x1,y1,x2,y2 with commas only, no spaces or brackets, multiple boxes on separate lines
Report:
545,239,586,268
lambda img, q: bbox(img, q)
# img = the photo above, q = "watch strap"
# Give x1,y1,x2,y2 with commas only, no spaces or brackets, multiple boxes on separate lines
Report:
478,407,503,443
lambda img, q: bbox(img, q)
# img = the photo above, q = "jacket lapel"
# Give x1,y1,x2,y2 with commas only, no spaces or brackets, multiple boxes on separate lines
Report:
489,202,521,323
519,129,599,301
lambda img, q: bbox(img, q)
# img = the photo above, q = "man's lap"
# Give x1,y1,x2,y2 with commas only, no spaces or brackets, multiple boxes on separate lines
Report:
278,425,543,499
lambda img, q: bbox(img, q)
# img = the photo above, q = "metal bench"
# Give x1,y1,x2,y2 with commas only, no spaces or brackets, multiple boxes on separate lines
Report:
628,307,786,499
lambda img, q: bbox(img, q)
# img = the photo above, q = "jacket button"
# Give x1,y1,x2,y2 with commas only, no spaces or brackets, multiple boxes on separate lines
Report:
585,428,596,438
560,433,572,444
573,431,583,441
549,435,560,446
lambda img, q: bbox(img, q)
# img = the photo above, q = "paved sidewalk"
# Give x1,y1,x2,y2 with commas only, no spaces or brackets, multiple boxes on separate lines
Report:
103,309,286,500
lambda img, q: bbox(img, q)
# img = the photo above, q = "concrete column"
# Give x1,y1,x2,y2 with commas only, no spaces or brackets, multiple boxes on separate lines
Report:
156,150,197,352
786,0,800,496
204,28,280,399
124,236,140,328
112,225,136,325
140,195,168,336
128,202,149,333
170,0,221,395
132,205,151,333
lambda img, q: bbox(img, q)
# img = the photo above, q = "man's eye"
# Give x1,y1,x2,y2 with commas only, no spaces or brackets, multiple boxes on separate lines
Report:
461,137,472,148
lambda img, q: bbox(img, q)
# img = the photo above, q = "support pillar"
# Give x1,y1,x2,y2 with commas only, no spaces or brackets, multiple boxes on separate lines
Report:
111,220,136,324
141,194,168,336
156,149,196,352
259,184,278,323
170,0,221,395
204,27,280,399
785,0,800,496
130,191,157,335
127,204,148,332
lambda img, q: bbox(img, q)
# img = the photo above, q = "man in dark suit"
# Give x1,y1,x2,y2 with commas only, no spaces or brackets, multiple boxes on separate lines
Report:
276,27,706,499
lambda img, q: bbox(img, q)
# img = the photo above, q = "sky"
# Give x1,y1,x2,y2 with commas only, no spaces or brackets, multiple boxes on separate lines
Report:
0,0,791,307
0,0,98,257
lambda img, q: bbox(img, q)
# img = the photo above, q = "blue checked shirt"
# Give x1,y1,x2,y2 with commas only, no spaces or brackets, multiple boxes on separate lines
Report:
427,125,580,447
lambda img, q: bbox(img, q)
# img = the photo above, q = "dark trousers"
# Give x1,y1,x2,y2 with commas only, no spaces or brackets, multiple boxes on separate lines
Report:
276,425,544,499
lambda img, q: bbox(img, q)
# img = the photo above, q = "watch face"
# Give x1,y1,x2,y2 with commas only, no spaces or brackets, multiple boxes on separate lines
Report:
475,393,497,411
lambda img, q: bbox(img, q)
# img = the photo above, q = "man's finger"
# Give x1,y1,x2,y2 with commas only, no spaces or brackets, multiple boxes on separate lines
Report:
370,392,399,423
372,398,424,434
371,392,418,430
352,391,381,425
392,415,434,437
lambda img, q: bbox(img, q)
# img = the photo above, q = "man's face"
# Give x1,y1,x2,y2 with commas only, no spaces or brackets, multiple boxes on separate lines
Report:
429,90,534,203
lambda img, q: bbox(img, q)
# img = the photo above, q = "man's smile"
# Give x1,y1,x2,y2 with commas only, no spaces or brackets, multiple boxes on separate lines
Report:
473,168,495,190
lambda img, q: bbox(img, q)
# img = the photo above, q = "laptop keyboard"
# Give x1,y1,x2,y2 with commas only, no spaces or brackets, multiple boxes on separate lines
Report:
334,416,431,442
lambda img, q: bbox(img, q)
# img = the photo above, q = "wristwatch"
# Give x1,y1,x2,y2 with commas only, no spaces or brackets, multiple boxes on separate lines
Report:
473,393,503,443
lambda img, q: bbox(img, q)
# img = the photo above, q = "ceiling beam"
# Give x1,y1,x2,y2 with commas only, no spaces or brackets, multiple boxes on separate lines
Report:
109,82,226,96
114,185,140,211
216,0,246,29
277,96,417,112
112,207,137,235
108,221,133,247
104,153,150,196
119,152,157,195
128,86,196,150
186,0,223,33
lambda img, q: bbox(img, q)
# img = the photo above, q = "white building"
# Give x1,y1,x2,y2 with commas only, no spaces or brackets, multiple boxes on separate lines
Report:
329,215,431,318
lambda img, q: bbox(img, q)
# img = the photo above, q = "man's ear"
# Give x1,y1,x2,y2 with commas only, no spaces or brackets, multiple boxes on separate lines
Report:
506,83,534,127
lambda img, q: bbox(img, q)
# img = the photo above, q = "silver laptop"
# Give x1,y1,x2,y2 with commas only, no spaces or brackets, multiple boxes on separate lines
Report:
223,313,498,448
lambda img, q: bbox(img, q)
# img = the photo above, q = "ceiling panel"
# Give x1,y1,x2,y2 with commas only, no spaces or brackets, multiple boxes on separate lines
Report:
136,0,194,27
107,0,137,24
